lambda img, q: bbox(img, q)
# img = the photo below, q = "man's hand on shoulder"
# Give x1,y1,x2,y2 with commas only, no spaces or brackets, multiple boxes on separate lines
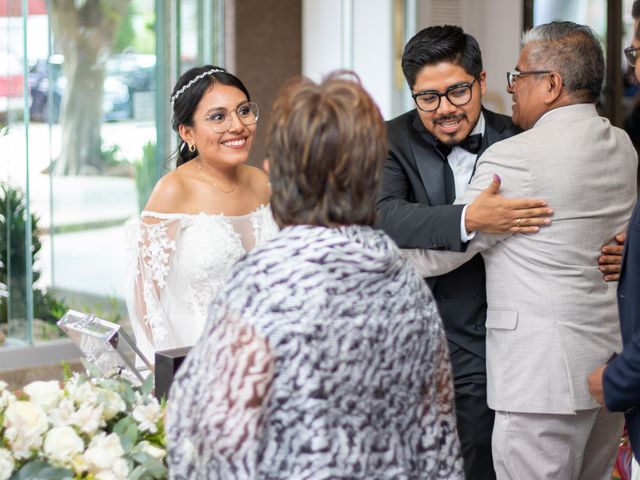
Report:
465,174,554,234
599,232,626,282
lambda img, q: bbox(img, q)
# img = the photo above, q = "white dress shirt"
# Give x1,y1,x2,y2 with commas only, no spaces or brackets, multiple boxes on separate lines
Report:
452,113,485,242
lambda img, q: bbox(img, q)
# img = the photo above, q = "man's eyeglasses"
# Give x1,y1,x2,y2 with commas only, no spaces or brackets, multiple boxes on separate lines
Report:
411,77,478,112
203,101,259,133
506,70,552,89
624,46,640,68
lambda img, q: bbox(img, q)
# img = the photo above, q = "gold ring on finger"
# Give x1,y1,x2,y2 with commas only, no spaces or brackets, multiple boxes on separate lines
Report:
516,218,522,227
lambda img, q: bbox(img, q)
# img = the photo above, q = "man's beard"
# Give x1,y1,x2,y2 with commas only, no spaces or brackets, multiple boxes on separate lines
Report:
433,112,479,146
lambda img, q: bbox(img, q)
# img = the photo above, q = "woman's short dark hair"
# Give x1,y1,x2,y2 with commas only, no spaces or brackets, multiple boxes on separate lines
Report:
171,65,251,166
267,72,387,228
401,25,483,89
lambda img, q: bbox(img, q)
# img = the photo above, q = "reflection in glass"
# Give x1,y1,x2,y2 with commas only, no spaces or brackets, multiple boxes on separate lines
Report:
1,0,225,352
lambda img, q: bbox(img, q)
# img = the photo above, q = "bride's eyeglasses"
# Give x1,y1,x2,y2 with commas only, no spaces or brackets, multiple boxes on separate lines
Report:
203,102,259,133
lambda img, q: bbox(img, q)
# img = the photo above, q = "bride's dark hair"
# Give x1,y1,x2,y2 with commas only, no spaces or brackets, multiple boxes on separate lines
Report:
170,65,252,167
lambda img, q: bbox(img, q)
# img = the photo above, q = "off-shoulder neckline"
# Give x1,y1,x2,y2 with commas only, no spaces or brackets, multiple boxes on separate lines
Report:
141,203,269,220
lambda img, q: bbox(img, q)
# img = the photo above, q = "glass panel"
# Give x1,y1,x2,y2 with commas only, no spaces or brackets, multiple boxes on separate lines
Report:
0,1,32,346
533,0,607,37
0,0,162,348
180,0,199,73
45,0,158,339
0,0,225,352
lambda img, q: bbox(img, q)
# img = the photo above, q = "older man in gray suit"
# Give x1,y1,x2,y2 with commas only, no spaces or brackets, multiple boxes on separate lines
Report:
406,21,637,479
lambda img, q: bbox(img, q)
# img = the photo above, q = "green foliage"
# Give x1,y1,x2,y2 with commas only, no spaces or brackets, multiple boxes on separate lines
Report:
0,182,69,331
113,3,137,53
135,142,158,212
61,361,73,381
100,144,126,169
0,182,41,324
10,462,74,479
113,1,155,55
135,8,156,54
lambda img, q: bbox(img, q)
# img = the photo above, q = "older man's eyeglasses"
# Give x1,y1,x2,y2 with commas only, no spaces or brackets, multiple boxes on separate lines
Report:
624,46,640,68
411,77,478,112
203,102,259,133
506,70,552,89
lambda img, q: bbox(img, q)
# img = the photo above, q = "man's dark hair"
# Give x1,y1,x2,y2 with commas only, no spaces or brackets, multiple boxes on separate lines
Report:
401,25,483,89
633,0,640,19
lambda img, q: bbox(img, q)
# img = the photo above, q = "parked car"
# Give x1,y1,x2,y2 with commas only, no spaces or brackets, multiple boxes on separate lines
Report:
29,53,155,123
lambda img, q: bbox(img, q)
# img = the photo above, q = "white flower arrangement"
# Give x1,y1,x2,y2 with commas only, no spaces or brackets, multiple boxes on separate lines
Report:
0,363,167,480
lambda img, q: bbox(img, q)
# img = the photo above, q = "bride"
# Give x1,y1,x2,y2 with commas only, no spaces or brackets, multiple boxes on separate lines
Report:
127,65,278,363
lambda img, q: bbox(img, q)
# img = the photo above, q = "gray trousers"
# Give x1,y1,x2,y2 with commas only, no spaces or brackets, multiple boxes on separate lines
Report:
492,408,623,480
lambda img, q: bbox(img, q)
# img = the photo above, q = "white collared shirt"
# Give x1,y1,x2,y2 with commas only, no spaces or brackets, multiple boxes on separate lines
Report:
452,113,485,242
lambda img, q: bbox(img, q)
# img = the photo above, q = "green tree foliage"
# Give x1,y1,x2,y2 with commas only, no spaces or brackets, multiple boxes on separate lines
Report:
0,183,68,328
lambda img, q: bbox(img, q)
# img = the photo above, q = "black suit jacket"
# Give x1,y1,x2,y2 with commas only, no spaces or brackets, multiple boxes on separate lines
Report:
603,201,640,460
376,107,519,358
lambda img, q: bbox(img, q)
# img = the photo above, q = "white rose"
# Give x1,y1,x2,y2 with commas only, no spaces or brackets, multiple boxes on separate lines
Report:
70,402,104,436
0,381,7,392
0,448,15,480
0,389,15,410
23,381,63,411
3,401,48,459
96,388,126,421
112,458,129,479
43,426,84,465
94,458,129,480
69,381,98,406
84,433,124,472
48,397,76,427
138,440,166,460
132,401,161,433
70,453,89,475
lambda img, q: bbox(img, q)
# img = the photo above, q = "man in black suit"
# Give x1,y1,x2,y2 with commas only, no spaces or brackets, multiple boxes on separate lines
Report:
376,26,554,480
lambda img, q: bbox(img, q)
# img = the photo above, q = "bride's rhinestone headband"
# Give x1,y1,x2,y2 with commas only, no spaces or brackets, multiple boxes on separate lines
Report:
170,67,226,107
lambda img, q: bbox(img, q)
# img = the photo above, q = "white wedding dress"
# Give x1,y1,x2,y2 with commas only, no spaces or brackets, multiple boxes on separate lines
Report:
126,204,279,364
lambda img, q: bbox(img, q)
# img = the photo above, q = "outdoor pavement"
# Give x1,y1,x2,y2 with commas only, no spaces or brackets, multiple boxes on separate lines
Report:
1,120,155,300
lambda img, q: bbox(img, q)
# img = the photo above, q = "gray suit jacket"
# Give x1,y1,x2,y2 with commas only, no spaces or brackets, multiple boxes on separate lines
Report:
407,103,638,413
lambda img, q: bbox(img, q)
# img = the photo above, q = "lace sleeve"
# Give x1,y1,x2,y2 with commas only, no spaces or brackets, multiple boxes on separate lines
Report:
420,301,464,479
126,213,182,362
167,305,274,479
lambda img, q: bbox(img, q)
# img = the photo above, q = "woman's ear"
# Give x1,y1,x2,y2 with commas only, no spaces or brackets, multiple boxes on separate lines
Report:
178,124,195,147
262,158,270,174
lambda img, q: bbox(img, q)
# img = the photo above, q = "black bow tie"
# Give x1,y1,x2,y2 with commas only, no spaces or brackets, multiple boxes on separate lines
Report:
459,133,483,154
436,133,483,158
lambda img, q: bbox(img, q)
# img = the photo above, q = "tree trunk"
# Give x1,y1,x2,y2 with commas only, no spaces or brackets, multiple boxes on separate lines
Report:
49,0,130,175
57,55,105,174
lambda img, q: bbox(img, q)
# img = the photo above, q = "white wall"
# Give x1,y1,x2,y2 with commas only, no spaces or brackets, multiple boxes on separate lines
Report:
302,0,395,119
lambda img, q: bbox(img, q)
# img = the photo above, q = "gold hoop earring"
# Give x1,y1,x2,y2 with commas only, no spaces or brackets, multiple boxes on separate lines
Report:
188,144,196,153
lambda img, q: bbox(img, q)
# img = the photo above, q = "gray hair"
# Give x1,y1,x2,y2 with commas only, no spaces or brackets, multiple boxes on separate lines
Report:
521,21,604,102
